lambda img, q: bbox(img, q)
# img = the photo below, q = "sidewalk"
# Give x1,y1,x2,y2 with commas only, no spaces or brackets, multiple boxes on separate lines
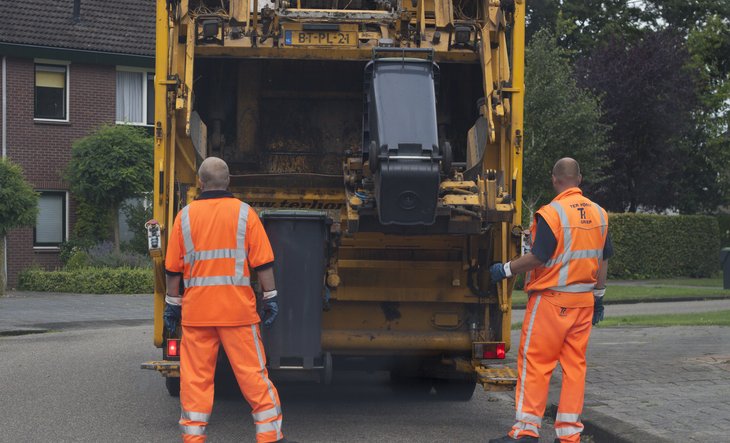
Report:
0,291,151,334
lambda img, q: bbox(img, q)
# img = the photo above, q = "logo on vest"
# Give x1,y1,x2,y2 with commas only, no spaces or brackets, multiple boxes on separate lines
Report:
559,307,568,317
571,202,593,225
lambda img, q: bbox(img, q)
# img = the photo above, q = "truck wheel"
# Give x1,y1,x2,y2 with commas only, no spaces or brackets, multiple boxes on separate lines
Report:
432,378,476,401
166,377,180,397
320,352,333,386
389,371,433,397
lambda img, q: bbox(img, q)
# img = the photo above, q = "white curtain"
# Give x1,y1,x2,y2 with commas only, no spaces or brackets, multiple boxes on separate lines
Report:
36,193,64,244
116,71,143,123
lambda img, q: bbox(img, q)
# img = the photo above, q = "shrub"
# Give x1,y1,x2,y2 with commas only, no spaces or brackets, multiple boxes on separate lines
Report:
86,241,151,269
121,198,152,256
608,213,720,279
18,267,153,294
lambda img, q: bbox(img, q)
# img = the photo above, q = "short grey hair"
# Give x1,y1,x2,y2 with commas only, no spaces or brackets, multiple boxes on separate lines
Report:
198,157,230,190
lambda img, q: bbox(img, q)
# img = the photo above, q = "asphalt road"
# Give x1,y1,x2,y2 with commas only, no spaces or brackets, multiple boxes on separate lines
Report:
0,324,560,443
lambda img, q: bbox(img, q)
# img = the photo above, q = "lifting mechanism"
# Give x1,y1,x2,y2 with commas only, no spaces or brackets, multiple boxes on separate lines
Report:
143,0,525,398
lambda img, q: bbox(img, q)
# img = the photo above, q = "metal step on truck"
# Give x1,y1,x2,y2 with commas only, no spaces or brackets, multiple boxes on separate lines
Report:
142,0,526,401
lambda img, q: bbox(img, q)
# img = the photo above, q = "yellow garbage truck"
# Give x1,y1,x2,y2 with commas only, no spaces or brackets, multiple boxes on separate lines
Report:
143,0,525,400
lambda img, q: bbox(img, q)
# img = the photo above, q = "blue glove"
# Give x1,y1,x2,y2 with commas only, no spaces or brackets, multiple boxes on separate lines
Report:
163,303,181,333
262,296,279,328
490,263,507,283
592,296,604,325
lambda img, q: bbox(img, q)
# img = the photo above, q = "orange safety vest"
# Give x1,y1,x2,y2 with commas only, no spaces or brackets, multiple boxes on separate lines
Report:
525,187,608,302
165,195,274,326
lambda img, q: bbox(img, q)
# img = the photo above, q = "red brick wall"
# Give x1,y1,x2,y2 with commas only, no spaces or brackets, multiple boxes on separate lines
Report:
4,57,116,288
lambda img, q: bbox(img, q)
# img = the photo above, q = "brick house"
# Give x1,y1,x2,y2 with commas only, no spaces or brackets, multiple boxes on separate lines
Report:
0,0,155,288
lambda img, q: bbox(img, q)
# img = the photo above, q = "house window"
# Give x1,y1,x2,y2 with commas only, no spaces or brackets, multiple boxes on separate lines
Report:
35,64,68,120
34,191,67,247
116,69,155,125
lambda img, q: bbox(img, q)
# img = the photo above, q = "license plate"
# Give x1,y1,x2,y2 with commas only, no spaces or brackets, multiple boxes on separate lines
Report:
284,30,356,46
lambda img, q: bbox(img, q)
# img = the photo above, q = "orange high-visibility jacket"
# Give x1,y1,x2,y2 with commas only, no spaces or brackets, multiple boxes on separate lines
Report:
165,193,274,326
525,188,608,302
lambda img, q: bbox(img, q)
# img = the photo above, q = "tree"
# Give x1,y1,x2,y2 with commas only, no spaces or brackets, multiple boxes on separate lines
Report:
0,159,39,293
66,125,153,252
526,0,652,54
522,30,609,221
576,31,703,212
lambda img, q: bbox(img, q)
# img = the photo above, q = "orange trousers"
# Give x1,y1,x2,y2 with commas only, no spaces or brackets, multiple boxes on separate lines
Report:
179,324,283,443
510,294,593,443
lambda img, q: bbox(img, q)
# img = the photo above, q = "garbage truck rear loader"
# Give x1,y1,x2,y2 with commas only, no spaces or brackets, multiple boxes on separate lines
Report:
143,0,526,400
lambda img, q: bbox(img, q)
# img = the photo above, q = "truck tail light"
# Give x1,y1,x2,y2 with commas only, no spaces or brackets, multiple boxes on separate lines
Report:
473,342,506,359
167,339,180,358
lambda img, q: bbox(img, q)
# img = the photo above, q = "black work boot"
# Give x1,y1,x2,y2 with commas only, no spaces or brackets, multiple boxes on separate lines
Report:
274,439,298,443
488,436,538,443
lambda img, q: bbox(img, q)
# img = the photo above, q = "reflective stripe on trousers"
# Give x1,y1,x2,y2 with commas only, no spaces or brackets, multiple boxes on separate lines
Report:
180,202,250,288
251,324,283,441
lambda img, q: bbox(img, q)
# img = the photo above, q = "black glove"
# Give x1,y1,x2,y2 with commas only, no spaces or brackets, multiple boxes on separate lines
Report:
163,303,182,333
489,262,508,283
592,296,604,325
261,296,279,328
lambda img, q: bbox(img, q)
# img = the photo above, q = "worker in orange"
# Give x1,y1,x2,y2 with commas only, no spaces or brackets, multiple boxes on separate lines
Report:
488,158,612,443
164,157,294,443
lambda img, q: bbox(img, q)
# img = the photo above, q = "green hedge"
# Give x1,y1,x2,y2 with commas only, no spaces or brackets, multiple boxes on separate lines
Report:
18,267,153,294
608,213,720,279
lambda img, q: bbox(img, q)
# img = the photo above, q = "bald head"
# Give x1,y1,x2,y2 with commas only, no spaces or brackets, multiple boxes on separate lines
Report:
198,157,230,191
551,157,582,192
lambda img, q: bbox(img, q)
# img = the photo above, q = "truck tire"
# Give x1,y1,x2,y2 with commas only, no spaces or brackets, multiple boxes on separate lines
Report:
389,371,433,397
432,378,476,401
166,377,180,397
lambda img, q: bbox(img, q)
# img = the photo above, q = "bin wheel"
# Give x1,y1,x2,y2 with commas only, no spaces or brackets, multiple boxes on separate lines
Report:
166,377,180,397
320,352,333,386
432,378,476,401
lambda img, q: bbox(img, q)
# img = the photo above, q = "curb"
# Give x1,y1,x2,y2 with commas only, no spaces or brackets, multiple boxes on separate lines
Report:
546,404,672,443
0,328,50,337
512,294,730,310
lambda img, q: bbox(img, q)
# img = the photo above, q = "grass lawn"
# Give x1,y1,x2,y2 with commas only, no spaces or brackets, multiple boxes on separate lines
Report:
597,310,730,327
511,278,729,308
512,310,730,330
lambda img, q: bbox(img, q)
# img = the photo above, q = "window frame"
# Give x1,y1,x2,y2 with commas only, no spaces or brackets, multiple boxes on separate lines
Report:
115,66,155,127
33,60,70,123
33,190,69,249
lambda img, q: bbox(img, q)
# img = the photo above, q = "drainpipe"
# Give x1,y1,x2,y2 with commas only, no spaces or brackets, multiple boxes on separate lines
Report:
2,55,7,290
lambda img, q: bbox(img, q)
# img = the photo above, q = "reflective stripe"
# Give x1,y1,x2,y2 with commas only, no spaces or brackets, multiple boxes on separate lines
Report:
180,202,251,289
515,411,543,426
556,412,581,423
256,418,282,435
252,405,282,422
184,275,251,287
550,202,571,287
511,420,540,438
555,425,583,437
549,283,596,293
180,206,195,254
180,409,211,423
251,324,282,440
187,248,245,261
180,424,206,436
593,203,606,238
516,295,541,419
235,203,249,281
544,248,603,268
